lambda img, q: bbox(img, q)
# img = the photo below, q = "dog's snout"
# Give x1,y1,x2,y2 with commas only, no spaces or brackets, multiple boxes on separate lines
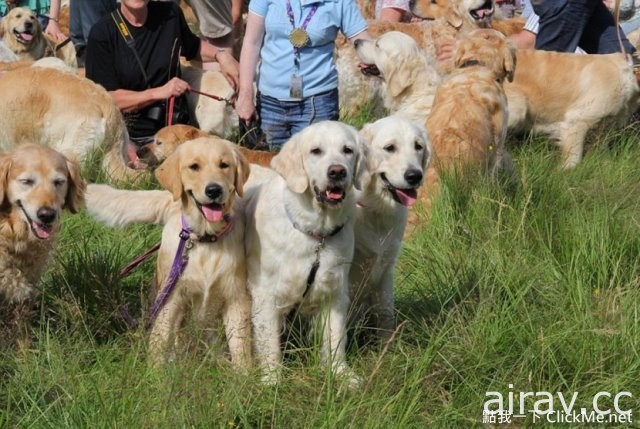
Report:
37,207,57,224
204,183,223,200
327,164,347,181
24,21,33,30
404,169,423,186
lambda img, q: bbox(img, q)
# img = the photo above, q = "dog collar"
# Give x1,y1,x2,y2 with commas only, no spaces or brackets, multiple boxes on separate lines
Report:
284,202,347,298
459,59,483,69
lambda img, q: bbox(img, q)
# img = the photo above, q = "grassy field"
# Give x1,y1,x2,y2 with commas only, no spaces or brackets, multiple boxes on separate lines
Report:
1,118,640,428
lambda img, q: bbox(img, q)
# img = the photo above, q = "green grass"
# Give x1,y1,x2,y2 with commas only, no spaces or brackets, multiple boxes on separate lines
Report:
2,121,640,428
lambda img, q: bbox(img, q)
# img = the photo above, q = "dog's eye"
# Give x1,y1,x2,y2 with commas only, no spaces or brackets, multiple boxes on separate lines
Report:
343,146,354,155
53,179,66,187
310,148,322,155
20,178,34,186
414,141,424,151
384,144,396,153
157,140,163,146
219,161,229,169
189,163,200,171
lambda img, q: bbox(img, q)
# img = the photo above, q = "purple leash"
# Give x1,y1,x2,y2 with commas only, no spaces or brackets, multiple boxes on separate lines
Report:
147,215,193,327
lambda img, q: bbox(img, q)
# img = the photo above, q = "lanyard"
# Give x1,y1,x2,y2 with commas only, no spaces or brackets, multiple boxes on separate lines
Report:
285,0,318,69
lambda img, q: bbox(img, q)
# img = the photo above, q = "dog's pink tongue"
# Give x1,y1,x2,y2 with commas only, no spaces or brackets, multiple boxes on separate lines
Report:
327,189,345,201
475,8,491,18
395,188,418,207
32,221,52,239
201,204,223,222
20,32,33,41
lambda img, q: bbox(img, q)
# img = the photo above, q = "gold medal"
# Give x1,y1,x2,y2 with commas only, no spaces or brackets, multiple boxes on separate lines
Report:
289,28,310,48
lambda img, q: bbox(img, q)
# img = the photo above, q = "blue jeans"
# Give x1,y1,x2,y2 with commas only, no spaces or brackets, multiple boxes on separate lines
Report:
70,0,117,48
258,89,340,151
532,0,635,54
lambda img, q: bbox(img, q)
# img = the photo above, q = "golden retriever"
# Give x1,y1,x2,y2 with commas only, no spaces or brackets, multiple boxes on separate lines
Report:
85,137,252,367
138,124,276,169
181,66,238,139
1,7,52,62
0,144,85,345
243,121,364,386
1,7,76,68
504,50,639,168
0,66,136,181
336,0,525,117
427,28,515,173
355,31,441,124
350,116,431,341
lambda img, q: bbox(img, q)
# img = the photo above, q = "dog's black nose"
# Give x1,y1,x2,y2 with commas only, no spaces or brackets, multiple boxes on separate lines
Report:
204,183,223,200
354,39,363,49
404,169,423,186
24,21,33,30
327,164,347,181
37,207,57,224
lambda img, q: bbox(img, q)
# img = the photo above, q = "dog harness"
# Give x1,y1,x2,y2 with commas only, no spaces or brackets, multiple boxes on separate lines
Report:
146,213,233,326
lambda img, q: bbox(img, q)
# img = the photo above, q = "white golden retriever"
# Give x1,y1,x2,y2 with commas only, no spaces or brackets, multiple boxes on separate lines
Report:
350,116,431,341
244,121,364,386
355,31,441,124
86,137,252,368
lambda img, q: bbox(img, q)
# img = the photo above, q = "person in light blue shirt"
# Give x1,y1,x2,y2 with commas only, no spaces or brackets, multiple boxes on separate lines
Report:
237,0,370,150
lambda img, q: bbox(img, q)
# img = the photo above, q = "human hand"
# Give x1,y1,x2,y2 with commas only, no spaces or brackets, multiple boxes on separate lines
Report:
44,20,66,43
216,49,239,90
436,42,454,62
235,93,256,124
157,77,190,99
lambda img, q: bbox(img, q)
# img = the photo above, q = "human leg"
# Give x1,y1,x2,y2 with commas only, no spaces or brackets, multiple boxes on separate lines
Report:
258,93,293,151
578,0,635,54
532,0,594,52
185,0,233,44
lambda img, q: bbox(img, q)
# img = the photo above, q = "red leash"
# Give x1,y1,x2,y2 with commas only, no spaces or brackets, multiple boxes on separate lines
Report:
188,87,236,107
117,242,161,280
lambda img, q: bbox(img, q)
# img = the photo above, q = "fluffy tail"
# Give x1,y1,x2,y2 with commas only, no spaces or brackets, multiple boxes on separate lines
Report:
85,184,174,227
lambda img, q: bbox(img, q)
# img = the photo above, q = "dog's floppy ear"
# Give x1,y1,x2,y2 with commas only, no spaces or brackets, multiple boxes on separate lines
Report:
231,145,251,197
0,153,11,206
357,124,376,190
64,158,86,213
419,126,433,171
155,149,183,200
352,130,369,191
503,42,517,82
444,9,463,29
386,48,422,98
271,135,308,193
184,126,203,141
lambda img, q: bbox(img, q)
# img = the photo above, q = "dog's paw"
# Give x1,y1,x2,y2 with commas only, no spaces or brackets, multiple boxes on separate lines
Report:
6,284,36,305
260,367,282,386
333,364,363,389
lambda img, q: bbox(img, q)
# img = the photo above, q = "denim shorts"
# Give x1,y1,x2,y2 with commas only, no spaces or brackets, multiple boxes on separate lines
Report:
257,88,340,151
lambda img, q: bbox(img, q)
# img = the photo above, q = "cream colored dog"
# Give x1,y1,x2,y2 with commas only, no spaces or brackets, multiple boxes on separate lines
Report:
86,137,252,368
181,66,238,139
504,50,639,168
244,121,364,386
355,31,442,123
350,116,431,341
0,144,85,344
0,66,134,181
